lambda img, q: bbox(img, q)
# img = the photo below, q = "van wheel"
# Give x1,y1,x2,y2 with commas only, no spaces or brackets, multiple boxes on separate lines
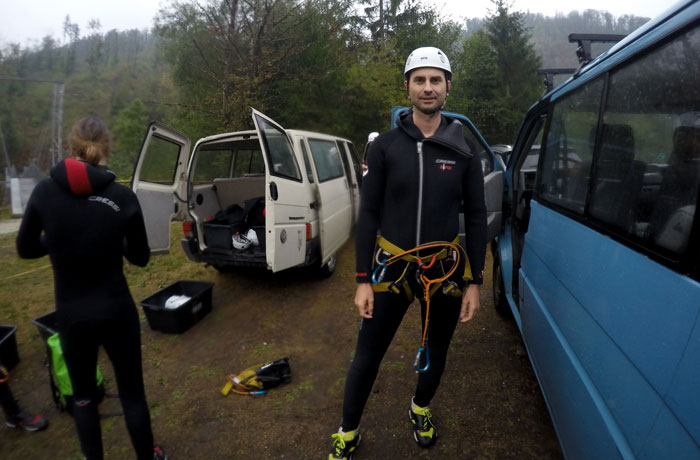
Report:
493,257,512,319
317,253,337,278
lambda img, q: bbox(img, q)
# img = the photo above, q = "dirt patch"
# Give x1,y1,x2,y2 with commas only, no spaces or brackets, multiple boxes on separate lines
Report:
1,236,563,459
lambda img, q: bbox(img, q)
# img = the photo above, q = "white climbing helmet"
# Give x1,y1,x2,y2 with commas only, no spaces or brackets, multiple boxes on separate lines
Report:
232,232,252,250
404,47,452,81
245,228,259,247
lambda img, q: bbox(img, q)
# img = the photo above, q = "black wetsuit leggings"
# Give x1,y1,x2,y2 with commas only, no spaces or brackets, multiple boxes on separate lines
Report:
0,379,20,419
341,285,462,431
60,308,153,460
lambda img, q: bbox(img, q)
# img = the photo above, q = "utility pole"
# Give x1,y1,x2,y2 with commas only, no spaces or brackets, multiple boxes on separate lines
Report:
51,82,65,166
0,121,10,170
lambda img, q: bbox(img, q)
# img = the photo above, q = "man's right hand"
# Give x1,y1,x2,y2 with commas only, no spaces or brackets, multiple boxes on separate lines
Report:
354,283,374,318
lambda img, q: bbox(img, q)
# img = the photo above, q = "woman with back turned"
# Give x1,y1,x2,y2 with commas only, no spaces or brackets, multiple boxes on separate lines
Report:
16,115,168,460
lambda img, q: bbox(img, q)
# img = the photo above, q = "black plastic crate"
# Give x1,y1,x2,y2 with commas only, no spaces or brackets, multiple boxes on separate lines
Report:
139,281,214,334
32,311,58,342
0,325,19,370
203,222,235,249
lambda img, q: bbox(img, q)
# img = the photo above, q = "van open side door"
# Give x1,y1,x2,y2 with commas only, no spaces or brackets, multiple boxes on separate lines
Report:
131,122,191,254
251,109,308,272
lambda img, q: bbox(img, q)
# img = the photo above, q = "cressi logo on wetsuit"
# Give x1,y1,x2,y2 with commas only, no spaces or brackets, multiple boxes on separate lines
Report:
88,196,121,212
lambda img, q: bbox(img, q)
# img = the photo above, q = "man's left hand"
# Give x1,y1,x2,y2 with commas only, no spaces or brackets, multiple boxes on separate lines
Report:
460,284,480,322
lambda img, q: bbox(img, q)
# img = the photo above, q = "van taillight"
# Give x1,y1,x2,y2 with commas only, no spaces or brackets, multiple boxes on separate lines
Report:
306,223,312,241
183,221,193,238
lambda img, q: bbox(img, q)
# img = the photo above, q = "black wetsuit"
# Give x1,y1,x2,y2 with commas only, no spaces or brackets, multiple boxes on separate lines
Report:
0,366,20,420
16,158,153,460
342,109,487,430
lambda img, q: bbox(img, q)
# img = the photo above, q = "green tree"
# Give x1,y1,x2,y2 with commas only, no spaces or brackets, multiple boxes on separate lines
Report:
111,98,149,179
62,15,80,76
450,32,514,143
355,0,461,58
156,0,338,134
480,0,541,142
485,0,541,107
86,19,104,79
341,41,406,138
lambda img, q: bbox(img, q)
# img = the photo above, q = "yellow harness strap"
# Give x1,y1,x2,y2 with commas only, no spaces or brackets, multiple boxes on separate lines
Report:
371,236,473,301
376,236,473,281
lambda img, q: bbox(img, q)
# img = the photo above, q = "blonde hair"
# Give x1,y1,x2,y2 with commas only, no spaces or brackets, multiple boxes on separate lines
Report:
69,116,112,165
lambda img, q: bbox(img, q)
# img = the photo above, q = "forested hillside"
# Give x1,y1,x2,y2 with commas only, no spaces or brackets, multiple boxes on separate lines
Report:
0,0,650,181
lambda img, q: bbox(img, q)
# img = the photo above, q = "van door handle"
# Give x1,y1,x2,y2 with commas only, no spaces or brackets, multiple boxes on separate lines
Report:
269,181,278,201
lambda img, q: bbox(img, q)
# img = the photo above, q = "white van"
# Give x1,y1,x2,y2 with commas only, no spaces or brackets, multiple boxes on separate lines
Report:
131,109,362,276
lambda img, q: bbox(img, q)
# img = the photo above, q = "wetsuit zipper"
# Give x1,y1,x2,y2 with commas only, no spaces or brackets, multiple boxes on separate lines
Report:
416,141,424,249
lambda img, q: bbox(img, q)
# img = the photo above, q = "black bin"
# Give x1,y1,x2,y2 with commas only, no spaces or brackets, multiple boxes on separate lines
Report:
0,325,20,370
32,311,58,342
139,281,214,334
203,222,236,249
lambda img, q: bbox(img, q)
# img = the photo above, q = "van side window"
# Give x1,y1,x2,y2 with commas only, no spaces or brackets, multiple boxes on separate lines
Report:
139,135,182,185
299,141,314,183
308,139,345,182
257,117,302,181
539,79,603,214
596,24,700,255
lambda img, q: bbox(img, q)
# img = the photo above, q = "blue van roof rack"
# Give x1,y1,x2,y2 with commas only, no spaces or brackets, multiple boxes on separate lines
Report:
536,68,577,93
568,33,627,68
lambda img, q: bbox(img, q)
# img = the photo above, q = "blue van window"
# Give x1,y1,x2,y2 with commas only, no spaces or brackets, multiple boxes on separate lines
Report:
539,78,603,213
593,24,700,254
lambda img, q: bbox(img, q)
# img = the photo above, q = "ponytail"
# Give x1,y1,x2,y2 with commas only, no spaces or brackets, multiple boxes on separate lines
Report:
69,116,112,166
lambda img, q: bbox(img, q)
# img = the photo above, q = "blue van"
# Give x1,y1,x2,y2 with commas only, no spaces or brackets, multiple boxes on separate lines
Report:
491,0,700,457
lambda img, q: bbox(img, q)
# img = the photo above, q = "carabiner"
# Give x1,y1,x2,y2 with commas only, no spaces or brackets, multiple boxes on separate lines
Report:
372,260,388,284
413,346,430,373
418,254,437,271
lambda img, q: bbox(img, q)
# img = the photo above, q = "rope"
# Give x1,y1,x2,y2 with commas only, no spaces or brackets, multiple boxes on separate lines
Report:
2,264,51,281
375,241,462,360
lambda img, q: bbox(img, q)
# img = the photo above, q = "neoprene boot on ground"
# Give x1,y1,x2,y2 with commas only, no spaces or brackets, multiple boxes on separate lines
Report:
5,410,49,432
409,398,437,448
329,428,361,460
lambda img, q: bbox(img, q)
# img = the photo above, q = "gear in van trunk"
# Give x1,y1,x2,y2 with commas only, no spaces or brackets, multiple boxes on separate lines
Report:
204,196,265,250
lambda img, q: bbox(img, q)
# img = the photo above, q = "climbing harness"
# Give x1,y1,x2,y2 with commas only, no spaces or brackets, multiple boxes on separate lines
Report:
221,357,291,396
0,365,9,383
370,236,472,373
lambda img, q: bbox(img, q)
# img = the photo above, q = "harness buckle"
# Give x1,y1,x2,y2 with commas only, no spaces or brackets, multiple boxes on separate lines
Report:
387,282,402,295
442,280,462,297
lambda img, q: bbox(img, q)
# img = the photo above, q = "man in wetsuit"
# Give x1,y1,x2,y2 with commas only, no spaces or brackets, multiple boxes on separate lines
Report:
328,47,487,459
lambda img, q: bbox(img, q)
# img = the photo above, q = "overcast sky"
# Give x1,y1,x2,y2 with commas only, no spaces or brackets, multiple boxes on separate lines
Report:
0,0,672,48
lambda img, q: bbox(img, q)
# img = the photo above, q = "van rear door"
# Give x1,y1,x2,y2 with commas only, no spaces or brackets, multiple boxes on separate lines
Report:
131,122,190,254
251,109,308,272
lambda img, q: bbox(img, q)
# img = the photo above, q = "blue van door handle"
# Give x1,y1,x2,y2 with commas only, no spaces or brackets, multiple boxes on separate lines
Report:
269,182,278,201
